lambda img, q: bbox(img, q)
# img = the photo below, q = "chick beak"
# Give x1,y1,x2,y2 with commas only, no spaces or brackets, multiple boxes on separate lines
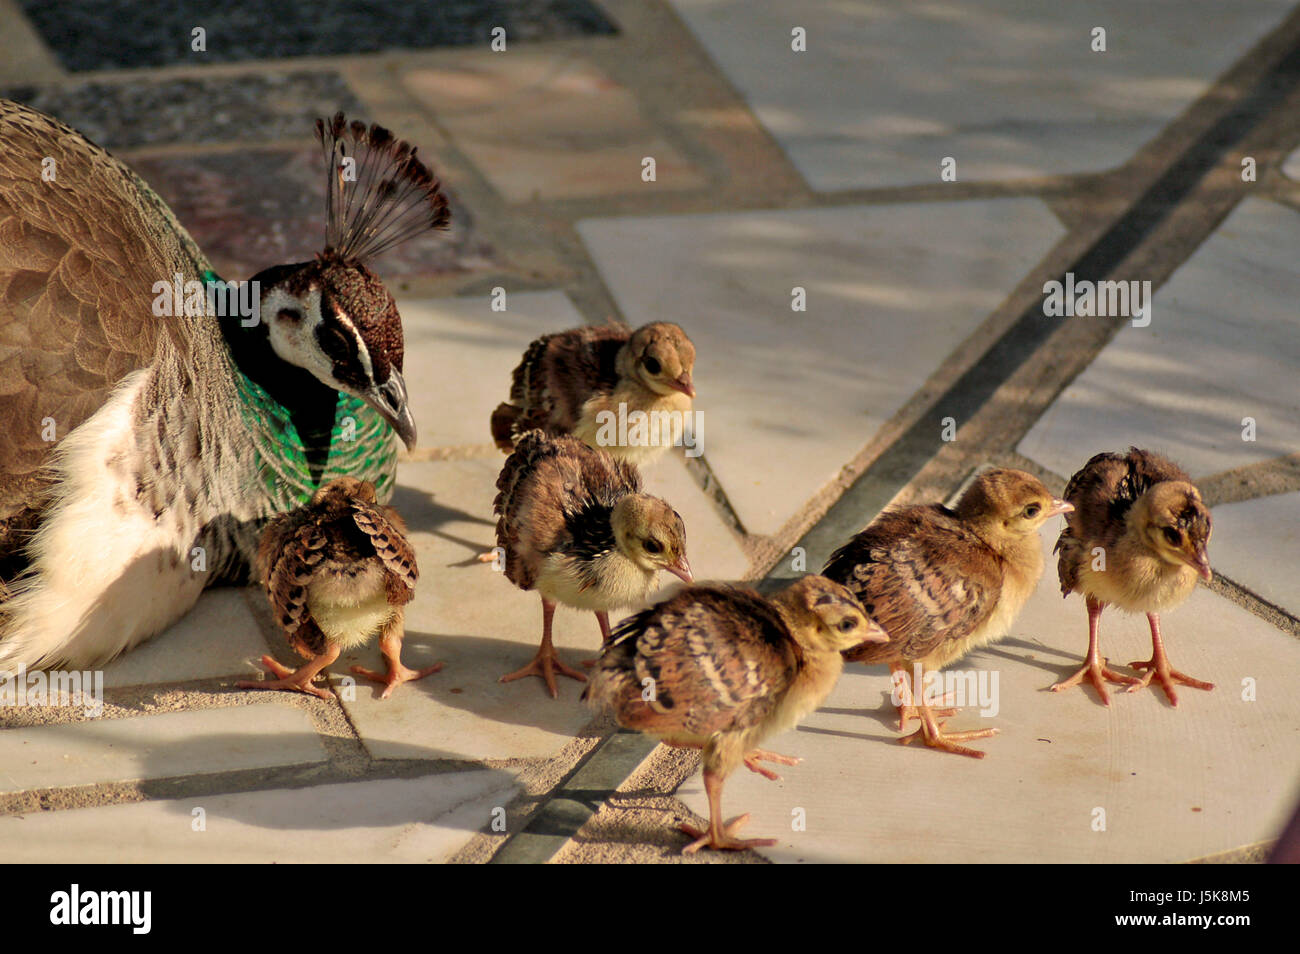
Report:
859,618,890,645
363,369,417,451
1047,498,1074,518
671,372,696,398
666,555,694,585
1189,545,1212,582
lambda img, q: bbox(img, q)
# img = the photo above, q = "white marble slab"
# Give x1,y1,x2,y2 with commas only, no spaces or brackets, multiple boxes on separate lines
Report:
580,198,1064,535
0,769,516,863
1019,198,1300,480
399,290,589,449
670,0,1294,190
0,704,325,794
1204,491,1300,617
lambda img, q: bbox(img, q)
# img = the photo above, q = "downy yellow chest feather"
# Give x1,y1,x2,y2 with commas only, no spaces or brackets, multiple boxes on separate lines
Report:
306,563,395,649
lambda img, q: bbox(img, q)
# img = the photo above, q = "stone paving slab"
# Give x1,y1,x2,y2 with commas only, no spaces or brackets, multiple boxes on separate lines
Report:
401,290,589,449
0,705,325,795
17,0,616,71
3,73,365,152
102,590,267,690
679,532,1300,862
338,454,744,760
668,0,1295,191
580,198,1064,535
1206,491,1300,617
1019,197,1300,480
0,769,516,863
404,52,705,202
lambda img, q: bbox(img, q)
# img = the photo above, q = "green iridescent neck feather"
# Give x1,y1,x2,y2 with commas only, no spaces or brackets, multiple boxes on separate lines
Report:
206,270,398,508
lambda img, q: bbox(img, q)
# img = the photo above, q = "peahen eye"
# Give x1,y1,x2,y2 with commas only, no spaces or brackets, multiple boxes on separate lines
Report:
643,355,661,375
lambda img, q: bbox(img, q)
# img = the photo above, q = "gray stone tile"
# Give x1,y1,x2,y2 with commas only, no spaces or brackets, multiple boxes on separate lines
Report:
1019,198,1300,480
0,704,325,794
669,0,1293,191
102,589,267,689
18,0,616,72
1205,492,1300,617
0,769,516,863
580,198,1064,535
400,291,589,449
337,453,745,760
3,73,364,151
679,532,1298,862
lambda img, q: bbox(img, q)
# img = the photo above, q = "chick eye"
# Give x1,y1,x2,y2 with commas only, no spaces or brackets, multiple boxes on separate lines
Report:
1162,527,1181,545
278,308,303,323
643,539,663,554
1023,503,1041,518
838,619,857,633
643,355,661,375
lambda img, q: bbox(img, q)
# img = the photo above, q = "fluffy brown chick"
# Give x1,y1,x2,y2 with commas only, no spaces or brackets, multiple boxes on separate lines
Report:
584,575,886,853
823,468,1072,758
238,477,437,700
1051,447,1214,707
494,430,692,697
490,321,696,466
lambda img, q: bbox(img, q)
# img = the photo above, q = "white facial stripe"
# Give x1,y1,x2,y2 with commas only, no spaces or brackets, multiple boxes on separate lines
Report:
331,307,374,383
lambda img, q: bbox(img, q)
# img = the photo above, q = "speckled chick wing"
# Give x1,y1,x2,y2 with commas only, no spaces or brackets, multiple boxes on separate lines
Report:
1055,447,1211,612
258,478,417,655
493,430,641,591
584,585,798,744
824,505,1002,670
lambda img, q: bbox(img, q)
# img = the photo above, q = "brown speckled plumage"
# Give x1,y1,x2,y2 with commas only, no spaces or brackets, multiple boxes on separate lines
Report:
1050,447,1214,707
490,322,695,461
584,575,884,852
824,469,1071,757
493,430,692,697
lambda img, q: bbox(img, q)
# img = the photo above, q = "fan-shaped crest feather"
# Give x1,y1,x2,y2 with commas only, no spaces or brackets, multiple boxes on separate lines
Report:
314,111,451,262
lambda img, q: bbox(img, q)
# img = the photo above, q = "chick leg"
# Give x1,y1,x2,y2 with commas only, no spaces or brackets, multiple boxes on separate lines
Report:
500,597,587,698
1050,598,1140,705
238,645,340,700
583,611,615,668
681,768,777,853
350,612,443,699
1126,612,1214,707
899,702,998,759
891,662,956,730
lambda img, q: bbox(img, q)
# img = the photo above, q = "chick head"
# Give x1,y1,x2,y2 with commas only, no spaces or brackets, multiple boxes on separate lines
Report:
1134,481,1212,581
622,322,696,398
311,475,378,508
612,493,692,583
778,575,889,652
956,468,1073,537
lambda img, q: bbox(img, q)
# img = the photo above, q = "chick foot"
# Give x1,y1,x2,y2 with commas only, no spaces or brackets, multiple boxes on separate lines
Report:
680,814,776,854
900,705,998,759
1050,657,1140,706
1126,658,1214,707
238,655,335,700
743,749,801,781
351,660,443,699
500,647,587,698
